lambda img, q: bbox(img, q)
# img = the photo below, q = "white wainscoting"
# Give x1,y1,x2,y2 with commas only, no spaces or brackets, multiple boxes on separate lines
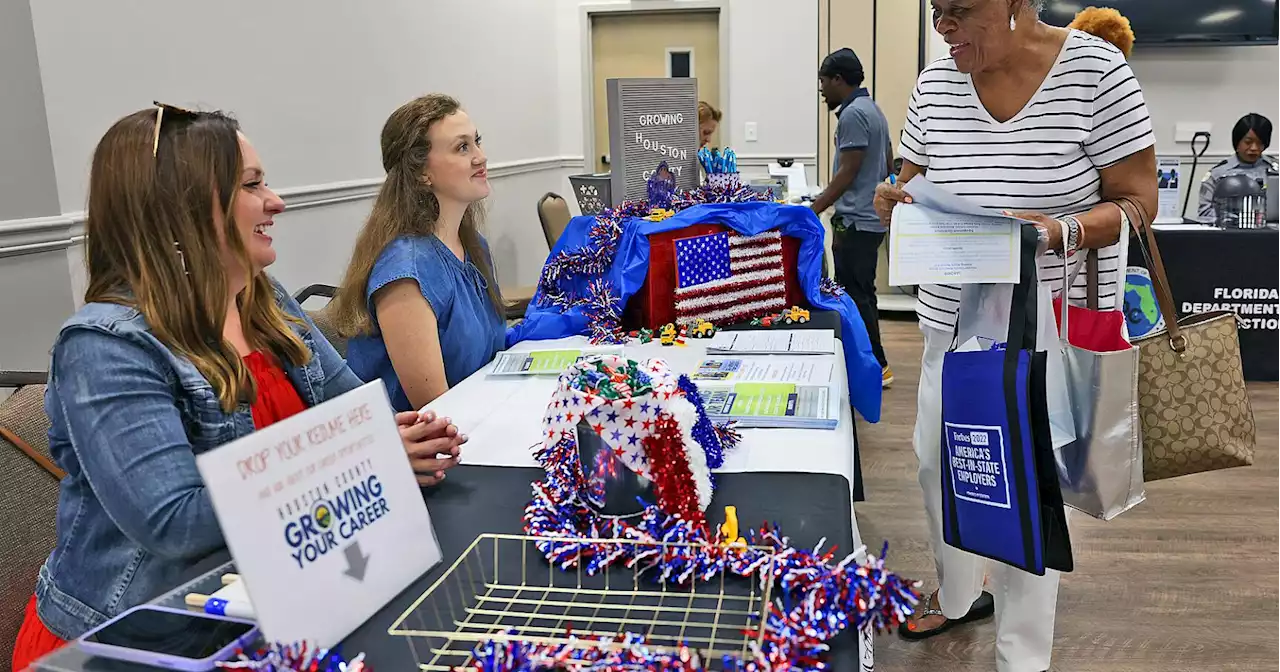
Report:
2,156,587,372
0,156,589,257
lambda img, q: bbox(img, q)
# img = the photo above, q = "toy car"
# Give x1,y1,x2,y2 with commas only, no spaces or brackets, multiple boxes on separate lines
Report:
781,307,810,325
659,323,678,346
689,320,717,338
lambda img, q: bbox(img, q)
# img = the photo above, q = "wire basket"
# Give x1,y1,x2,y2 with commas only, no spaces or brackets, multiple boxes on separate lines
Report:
388,533,778,671
568,174,612,215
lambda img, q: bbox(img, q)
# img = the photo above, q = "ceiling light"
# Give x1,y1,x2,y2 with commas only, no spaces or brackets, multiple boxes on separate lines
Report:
1199,8,1244,24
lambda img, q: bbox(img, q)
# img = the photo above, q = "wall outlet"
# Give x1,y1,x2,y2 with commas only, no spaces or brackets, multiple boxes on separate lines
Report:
744,122,758,142
1174,122,1213,143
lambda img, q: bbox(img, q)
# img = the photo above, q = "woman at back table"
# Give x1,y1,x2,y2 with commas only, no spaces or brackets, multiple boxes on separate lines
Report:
12,105,462,671
334,94,506,413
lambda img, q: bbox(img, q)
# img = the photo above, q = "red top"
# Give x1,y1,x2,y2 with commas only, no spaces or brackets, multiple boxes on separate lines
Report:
244,351,308,429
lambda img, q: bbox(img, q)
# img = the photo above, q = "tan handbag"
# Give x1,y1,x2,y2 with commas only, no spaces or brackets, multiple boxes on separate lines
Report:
1122,197,1256,481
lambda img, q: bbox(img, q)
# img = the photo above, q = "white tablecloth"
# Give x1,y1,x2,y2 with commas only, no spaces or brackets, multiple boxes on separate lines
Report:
423,335,864,549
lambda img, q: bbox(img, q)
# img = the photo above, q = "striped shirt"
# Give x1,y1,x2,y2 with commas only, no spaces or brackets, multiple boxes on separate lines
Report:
898,29,1154,332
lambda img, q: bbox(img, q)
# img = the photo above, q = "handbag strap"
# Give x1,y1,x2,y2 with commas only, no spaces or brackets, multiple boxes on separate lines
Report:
1118,196,1186,353
0,425,66,481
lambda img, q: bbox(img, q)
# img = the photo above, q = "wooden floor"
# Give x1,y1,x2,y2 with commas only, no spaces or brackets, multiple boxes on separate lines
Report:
858,318,1278,672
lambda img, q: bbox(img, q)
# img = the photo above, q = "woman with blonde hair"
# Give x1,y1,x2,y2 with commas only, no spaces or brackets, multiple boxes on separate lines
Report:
333,94,505,414
12,105,462,670
698,101,722,148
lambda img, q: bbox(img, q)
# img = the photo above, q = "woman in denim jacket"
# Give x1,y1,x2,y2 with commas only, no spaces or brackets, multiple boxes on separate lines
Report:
332,94,506,416
12,106,464,669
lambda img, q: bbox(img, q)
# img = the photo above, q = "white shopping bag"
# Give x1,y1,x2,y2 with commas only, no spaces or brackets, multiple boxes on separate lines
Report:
953,280,1077,450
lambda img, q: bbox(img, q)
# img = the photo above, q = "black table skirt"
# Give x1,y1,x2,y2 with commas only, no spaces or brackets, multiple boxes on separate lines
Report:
1128,227,1279,381
38,466,860,671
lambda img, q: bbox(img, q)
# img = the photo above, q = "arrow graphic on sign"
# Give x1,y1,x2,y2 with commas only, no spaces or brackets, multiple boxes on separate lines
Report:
343,541,369,581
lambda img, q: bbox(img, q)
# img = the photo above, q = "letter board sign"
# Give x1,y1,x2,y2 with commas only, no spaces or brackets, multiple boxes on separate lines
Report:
607,78,700,205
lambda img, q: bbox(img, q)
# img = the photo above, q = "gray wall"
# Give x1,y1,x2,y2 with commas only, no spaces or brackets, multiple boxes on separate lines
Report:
0,0,72,377
0,0,59,219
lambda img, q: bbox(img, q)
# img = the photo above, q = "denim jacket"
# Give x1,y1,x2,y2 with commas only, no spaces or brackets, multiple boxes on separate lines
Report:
35,277,363,640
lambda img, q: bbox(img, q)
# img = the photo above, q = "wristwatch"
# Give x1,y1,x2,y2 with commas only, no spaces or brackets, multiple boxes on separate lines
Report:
1061,215,1082,256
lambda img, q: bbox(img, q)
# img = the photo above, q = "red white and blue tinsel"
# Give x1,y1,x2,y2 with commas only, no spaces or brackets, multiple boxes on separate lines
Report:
535,168,771,344
498,356,919,671
818,278,846,300
216,643,365,672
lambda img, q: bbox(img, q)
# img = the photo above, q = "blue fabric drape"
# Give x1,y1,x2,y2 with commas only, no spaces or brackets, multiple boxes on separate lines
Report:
506,202,883,422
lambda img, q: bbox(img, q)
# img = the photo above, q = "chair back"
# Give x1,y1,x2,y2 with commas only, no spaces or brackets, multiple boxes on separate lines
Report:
293,284,347,357
537,193,572,251
308,306,347,357
0,382,61,665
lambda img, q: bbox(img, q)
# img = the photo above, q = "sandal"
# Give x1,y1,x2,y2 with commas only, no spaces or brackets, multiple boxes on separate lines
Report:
898,589,995,641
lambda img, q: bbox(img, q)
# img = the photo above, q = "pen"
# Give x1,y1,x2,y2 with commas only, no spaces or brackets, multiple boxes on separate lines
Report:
185,592,256,620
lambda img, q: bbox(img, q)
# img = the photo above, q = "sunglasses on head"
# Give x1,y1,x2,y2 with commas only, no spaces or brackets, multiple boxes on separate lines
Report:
151,101,198,158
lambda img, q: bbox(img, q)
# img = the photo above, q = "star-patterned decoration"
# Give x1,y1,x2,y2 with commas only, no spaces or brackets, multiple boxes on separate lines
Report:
543,359,685,483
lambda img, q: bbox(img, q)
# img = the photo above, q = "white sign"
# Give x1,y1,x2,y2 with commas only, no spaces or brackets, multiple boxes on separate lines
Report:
196,382,442,649
1155,156,1182,223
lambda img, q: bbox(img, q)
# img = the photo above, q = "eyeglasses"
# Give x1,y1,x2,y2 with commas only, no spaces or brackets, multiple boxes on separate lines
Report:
151,101,198,158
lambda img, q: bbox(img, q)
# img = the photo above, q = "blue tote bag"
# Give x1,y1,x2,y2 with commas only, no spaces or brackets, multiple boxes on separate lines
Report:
939,225,1073,576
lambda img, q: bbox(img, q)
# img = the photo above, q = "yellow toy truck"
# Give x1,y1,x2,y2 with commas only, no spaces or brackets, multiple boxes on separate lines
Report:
689,320,717,339
781,306,810,325
659,323,679,345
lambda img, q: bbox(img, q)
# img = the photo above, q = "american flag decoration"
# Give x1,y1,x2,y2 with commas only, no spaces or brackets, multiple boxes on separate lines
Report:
673,230,787,327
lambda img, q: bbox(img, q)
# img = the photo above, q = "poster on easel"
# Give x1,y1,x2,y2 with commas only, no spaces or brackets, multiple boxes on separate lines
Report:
1155,156,1182,223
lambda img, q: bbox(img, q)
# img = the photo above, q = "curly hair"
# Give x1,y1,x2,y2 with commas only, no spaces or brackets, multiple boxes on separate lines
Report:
1068,6,1135,58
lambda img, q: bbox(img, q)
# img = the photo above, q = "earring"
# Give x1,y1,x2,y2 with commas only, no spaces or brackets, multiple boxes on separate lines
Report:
1009,14,1017,31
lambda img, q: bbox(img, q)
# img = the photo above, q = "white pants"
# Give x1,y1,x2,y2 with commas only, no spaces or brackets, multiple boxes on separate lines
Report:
914,324,1060,672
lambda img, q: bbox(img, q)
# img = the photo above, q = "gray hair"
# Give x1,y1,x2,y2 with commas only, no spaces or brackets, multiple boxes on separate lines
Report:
1024,0,1044,15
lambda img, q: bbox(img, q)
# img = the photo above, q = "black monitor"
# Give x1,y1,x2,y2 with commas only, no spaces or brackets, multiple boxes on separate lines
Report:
1043,1,1279,46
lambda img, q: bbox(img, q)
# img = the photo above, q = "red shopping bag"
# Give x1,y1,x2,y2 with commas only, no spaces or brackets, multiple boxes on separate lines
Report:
1052,298,1130,353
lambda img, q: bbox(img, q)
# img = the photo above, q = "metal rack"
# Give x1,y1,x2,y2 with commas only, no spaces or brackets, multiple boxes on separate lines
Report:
387,534,779,671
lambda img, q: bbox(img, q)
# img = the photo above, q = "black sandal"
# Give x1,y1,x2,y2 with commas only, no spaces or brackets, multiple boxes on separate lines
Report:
897,589,995,641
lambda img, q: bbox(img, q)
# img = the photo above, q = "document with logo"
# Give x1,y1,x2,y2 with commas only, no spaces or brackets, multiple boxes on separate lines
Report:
490,346,623,375
696,382,839,430
888,176,1025,286
196,382,441,649
706,329,836,355
689,356,835,384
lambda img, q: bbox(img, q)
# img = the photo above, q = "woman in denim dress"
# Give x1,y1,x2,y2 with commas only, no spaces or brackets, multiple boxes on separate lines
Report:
333,94,507,424
12,106,463,669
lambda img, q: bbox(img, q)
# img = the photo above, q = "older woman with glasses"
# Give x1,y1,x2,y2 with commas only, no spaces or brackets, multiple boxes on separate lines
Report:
875,1,1156,670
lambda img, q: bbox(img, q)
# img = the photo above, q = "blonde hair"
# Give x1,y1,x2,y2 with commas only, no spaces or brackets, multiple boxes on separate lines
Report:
698,101,722,124
331,94,501,338
1069,7,1135,58
84,108,309,412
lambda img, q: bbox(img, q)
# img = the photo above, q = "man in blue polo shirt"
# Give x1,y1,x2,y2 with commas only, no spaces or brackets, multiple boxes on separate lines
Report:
812,48,893,387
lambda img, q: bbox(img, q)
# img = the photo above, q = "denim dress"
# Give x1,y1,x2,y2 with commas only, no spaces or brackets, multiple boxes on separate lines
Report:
346,234,506,412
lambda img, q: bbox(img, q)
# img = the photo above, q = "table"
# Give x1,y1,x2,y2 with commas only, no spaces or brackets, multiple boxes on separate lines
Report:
35,334,876,671
424,336,865,546
1128,225,1278,380
34,468,865,671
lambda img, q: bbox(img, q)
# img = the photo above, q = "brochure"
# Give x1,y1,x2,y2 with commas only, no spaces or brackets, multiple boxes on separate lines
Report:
697,382,839,430
706,329,836,355
490,347,623,376
689,356,835,384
